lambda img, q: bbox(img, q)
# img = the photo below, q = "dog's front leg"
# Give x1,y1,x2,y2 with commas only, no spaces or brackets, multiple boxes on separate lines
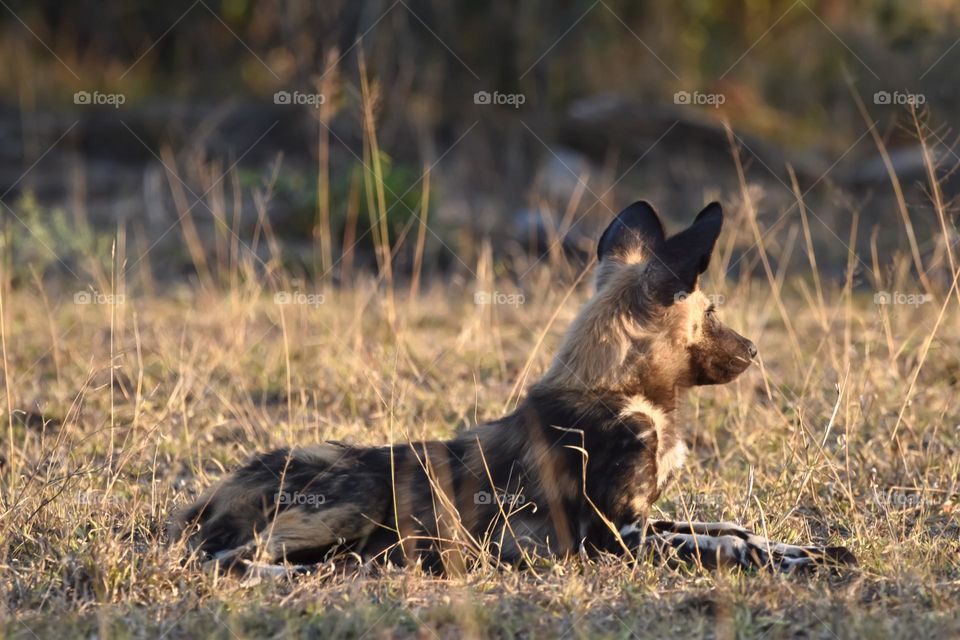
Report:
628,519,856,571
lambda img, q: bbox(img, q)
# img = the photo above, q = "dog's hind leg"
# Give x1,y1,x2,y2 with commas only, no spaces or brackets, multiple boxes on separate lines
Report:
201,542,259,574
203,505,378,577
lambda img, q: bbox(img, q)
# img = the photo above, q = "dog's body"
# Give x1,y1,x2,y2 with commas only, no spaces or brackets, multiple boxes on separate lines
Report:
171,202,853,573
173,385,676,569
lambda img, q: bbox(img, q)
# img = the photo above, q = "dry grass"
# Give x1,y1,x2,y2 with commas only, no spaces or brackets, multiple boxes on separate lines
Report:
1,3,959,637
1,62,959,635
1,217,959,638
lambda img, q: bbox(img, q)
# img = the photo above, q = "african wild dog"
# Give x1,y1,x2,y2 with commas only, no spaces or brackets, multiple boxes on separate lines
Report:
170,201,854,574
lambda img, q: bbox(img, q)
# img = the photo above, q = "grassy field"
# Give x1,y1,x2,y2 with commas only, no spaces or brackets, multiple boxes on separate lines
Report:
2,1,960,638
1,203,959,639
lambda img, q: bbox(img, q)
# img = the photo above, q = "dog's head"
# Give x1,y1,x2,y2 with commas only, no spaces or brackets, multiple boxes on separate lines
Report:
545,201,756,399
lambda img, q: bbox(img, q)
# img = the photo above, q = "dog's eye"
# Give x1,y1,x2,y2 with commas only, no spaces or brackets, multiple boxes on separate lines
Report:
705,305,717,318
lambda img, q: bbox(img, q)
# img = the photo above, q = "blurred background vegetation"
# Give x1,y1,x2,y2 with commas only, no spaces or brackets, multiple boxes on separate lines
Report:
1,0,958,286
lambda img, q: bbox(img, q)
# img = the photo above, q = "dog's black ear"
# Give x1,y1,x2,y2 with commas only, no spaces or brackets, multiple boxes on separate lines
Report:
680,201,723,276
597,201,665,262
650,202,723,303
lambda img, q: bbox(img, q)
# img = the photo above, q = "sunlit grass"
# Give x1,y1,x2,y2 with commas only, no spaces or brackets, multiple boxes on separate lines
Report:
1,241,958,637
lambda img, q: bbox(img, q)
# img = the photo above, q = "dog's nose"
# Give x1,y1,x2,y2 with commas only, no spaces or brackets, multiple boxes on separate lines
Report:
746,340,758,358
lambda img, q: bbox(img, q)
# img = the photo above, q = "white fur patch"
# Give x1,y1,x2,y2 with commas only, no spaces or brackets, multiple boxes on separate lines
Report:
620,395,667,432
621,394,685,488
656,440,687,489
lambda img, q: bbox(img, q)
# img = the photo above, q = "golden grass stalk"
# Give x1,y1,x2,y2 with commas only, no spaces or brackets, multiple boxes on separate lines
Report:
358,50,396,330
849,83,935,296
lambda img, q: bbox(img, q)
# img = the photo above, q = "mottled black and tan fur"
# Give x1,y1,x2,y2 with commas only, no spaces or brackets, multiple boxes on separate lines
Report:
170,202,854,575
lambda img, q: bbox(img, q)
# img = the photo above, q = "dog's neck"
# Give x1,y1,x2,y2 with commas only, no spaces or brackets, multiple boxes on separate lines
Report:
537,340,686,417
531,372,682,418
